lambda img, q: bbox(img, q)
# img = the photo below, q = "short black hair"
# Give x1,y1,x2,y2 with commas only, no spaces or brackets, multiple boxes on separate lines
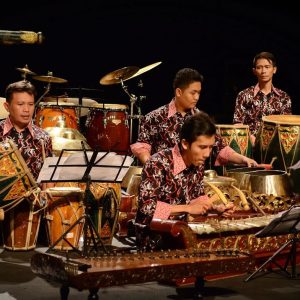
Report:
173,68,204,91
5,80,37,103
253,51,277,68
180,111,216,144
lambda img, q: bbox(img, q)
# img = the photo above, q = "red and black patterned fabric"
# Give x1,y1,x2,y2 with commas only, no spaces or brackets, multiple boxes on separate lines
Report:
233,84,292,136
0,118,52,180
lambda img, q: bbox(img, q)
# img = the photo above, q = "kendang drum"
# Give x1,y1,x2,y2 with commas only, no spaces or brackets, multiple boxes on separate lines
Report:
55,182,120,245
216,124,252,157
0,140,41,251
85,103,129,154
35,102,78,129
254,115,300,194
42,187,84,250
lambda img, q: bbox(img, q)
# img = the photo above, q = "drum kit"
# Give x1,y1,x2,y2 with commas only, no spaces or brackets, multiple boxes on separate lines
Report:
12,62,162,156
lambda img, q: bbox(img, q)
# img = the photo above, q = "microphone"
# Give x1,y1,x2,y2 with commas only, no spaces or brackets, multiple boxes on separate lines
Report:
0,30,44,45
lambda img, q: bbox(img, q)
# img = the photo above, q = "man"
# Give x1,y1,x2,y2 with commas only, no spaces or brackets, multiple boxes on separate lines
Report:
233,51,292,144
134,112,254,250
0,80,52,180
131,68,256,168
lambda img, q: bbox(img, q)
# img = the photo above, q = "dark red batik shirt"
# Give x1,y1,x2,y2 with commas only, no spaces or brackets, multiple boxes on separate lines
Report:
0,118,53,180
233,84,292,136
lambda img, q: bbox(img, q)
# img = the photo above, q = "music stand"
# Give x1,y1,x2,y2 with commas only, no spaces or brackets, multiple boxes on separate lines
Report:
245,205,300,282
39,146,133,257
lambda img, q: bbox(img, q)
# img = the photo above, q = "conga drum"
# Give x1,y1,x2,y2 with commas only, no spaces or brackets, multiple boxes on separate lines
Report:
254,115,300,194
0,140,41,251
35,102,78,129
85,103,130,154
42,187,84,250
216,124,252,157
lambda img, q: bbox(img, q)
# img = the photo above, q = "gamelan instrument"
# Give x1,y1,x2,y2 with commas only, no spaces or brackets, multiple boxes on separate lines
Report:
31,249,253,295
0,140,42,250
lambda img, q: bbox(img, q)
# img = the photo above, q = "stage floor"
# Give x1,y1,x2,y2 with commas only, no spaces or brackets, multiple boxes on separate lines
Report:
0,243,300,300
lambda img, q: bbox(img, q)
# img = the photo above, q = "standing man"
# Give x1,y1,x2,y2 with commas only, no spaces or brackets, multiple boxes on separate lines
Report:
0,80,52,180
233,51,292,144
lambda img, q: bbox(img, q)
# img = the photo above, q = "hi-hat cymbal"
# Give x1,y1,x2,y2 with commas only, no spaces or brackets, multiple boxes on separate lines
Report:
16,65,36,75
32,75,68,84
99,66,139,85
125,61,162,81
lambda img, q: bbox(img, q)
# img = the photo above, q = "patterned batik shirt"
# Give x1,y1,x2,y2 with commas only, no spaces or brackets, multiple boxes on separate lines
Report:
0,118,53,180
233,84,292,136
131,99,226,164
134,144,206,249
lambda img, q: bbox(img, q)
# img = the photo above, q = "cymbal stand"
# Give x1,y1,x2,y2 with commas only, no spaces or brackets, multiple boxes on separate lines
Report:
120,79,138,144
34,81,51,120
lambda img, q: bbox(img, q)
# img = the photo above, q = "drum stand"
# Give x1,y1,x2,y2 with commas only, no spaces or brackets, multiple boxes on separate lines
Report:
46,149,111,256
120,79,144,144
245,205,300,282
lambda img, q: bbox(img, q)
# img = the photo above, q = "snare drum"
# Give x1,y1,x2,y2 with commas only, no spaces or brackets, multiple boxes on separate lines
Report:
43,187,84,250
85,104,129,154
216,124,252,157
35,102,78,129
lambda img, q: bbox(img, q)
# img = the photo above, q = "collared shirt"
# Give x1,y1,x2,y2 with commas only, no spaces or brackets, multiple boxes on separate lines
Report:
233,84,292,136
134,144,208,249
131,99,196,156
0,118,53,180
130,99,227,166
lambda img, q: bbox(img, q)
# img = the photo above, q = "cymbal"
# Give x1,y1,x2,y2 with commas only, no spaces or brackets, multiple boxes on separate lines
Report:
125,61,162,81
16,65,36,75
44,127,86,140
99,66,139,85
32,75,68,84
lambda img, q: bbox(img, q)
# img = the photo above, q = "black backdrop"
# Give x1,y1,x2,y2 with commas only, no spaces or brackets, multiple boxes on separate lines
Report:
1,0,299,142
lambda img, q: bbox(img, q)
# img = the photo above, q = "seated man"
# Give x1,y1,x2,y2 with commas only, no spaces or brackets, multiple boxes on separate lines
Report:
134,111,257,251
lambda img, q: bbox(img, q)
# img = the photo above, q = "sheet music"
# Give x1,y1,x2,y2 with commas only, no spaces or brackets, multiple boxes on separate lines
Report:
37,152,134,183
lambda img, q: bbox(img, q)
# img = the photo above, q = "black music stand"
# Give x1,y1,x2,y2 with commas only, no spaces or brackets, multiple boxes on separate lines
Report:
245,205,300,282
40,147,132,257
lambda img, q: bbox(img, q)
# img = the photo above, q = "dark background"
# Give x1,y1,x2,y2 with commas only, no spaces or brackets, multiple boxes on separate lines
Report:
1,0,299,141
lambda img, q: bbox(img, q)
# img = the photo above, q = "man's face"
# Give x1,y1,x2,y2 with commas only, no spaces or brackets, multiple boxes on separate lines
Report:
4,92,35,130
176,81,201,111
253,58,277,83
182,134,215,167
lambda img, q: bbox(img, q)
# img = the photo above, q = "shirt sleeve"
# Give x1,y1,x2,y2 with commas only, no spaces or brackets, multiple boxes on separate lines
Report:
215,145,236,166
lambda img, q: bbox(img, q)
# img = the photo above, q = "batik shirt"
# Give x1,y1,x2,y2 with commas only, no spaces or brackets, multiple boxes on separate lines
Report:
233,84,292,136
130,99,227,165
134,144,208,249
0,118,53,180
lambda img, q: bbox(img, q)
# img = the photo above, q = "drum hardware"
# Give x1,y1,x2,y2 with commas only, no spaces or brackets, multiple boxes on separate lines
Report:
33,71,68,110
245,205,300,281
16,64,36,81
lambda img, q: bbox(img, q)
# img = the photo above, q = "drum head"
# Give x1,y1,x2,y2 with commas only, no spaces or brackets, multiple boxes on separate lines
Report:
262,115,300,125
